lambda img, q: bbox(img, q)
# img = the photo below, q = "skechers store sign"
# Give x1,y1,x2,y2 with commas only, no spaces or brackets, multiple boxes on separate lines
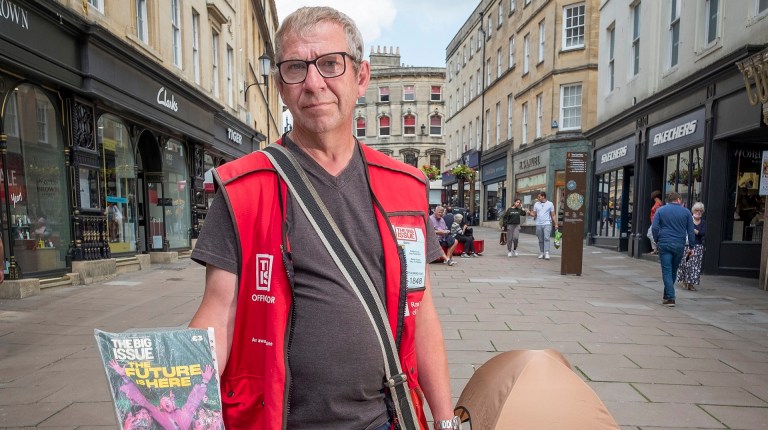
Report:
595,136,635,174
647,109,705,157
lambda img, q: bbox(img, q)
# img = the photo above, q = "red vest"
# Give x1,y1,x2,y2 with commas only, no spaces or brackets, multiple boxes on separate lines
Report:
213,141,430,429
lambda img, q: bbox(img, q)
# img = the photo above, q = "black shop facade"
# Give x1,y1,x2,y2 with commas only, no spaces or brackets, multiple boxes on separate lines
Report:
588,46,767,279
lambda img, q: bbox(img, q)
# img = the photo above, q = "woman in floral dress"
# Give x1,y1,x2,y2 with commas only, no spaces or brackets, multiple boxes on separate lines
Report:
677,202,706,290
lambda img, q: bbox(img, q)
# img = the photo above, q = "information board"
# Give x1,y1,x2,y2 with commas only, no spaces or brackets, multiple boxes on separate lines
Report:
561,152,588,275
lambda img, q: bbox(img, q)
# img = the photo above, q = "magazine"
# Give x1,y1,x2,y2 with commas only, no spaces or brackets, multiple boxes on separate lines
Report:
94,327,224,430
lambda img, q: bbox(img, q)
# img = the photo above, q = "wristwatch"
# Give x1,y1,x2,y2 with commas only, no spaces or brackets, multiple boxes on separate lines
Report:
434,416,461,430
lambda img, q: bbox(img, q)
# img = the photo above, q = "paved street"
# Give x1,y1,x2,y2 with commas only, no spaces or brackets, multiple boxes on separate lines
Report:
1,226,767,429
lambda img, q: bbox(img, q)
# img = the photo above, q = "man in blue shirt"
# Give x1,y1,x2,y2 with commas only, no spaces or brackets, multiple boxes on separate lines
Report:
652,191,695,307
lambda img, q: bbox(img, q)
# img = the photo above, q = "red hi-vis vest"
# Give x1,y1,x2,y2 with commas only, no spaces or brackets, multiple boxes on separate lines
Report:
213,140,430,429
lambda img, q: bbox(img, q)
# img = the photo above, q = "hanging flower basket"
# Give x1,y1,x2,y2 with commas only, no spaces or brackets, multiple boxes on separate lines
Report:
451,164,476,181
421,165,441,181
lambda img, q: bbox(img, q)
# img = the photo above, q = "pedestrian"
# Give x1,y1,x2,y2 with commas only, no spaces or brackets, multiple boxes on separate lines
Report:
451,213,478,257
443,203,455,228
527,192,558,260
431,206,459,265
647,190,663,254
501,198,525,257
188,7,455,429
652,191,695,307
676,202,706,291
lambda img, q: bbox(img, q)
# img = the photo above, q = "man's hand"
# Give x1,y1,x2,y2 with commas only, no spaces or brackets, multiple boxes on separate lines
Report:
108,359,126,377
202,364,214,384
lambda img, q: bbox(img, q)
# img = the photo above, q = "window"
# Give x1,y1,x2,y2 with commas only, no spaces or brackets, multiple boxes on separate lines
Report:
449,96,453,116
478,29,483,51
448,61,452,81
192,11,201,84
538,20,545,63
632,2,641,76
463,84,467,105
403,114,416,135
379,87,390,102
87,0,104,13
476,69,482,95
510,0,516,13
379,116,390,136
171,0,182,67
136,0,148,43
212,32,220,97
486,58,492,87
498,2,504,26
403,85,415,101
429,154,441,168
563,3,586,49
495,102,501,145
469,77,474,99
461,127,465,151
429,114,442,135
525,0,531,5
523,34,530,73
464,45,468,65
226,46,234,107
470,36,475,56
36,100,48,143
356,95,366,104
759,0,768,14
608,26,615,92
468,121,473,148
487,16,493,39
522,103,528,145
497,48,502,78
356,117,366,137
669,0,680,68
507,94,513,140
484,110,490,150
475,116,481,149
456,89,460,111
560,84,582,130
431,86,442,101
726,146,765,242
508,36,515,68
536,93,542,138
5,94,18,137
705,0,719,45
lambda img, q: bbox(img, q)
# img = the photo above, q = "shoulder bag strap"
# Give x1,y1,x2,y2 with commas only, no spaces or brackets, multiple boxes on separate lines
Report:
262,143,420,430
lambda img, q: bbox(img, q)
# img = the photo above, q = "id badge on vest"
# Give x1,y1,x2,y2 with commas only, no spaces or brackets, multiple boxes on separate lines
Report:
394,225,427,292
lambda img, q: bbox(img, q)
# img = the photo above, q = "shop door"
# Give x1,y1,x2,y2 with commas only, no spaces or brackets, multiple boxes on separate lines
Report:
143,173,167,251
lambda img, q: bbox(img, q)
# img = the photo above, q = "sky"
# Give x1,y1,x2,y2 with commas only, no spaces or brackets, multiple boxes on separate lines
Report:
275,0,479,68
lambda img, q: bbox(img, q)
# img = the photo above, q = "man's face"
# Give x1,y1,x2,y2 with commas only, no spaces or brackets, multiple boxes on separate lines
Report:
276,22,370,137
537,194,546,202
434,207,445,219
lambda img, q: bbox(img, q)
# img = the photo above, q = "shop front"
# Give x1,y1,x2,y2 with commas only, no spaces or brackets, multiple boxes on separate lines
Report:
590,136,636,251
481,152,508,222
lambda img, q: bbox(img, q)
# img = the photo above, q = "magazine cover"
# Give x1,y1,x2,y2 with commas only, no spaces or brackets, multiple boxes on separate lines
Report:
94,327,224,430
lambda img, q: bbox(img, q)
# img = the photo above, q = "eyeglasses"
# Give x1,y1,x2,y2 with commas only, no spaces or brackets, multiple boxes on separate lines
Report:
276,52,357,84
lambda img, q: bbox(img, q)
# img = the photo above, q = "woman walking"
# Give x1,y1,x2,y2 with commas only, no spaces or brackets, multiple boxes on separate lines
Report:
677,202,706,291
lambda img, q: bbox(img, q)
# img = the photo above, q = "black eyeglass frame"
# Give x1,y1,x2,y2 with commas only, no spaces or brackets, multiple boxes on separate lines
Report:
275,51,359,84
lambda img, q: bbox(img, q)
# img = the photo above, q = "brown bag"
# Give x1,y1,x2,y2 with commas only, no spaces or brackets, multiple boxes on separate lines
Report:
499,231,507,246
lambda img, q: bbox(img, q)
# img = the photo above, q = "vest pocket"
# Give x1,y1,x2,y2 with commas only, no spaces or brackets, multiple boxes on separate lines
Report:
221,375,265,426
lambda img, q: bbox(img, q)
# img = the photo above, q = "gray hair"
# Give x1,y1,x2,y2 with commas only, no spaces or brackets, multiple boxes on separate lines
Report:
692,202,705,213
454,213,463,223
274,7,364,73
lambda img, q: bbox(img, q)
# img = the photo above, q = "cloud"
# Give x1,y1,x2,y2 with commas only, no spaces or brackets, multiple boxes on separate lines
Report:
275,0,397,43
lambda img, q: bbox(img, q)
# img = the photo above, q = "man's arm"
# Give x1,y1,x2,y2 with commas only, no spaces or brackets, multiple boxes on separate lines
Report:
415,272,453,422
189,265,237,375
550,204,558,228
651,210,660,243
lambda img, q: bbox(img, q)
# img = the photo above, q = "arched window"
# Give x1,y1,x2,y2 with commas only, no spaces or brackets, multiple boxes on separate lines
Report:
355,117,366,138
403,114,416,136
429,114,442,136
379,115,390,136
401,149,419,167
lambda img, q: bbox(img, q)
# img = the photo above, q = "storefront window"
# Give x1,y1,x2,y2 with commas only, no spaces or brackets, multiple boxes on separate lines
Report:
484,181,506,221
725,148,765,242
1,84,70,274
664,146,704,207
164,139,190,249
596,170,624,237
99,114,137,253
516,171,546,223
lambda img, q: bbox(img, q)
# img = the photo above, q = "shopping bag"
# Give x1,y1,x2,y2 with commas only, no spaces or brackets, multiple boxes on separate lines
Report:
499,231,507,246
554,229,562,249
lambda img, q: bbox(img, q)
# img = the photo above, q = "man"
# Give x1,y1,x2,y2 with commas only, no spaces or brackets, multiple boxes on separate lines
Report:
189,7,455,429
431,206,459,265
527,192,558,260
651,191,695,307
501,199,525,257
646,190,663,254
443,204,454,228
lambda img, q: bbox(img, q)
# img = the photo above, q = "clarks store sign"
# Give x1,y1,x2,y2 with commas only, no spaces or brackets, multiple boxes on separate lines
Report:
0,0,29,30
647,109,705,157
157,87,179,112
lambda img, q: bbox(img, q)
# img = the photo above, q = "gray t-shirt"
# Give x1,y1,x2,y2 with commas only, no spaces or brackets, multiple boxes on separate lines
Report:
192,138,441,429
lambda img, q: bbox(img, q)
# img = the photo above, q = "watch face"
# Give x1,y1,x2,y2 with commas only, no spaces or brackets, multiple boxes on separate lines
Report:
566,180,577,191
